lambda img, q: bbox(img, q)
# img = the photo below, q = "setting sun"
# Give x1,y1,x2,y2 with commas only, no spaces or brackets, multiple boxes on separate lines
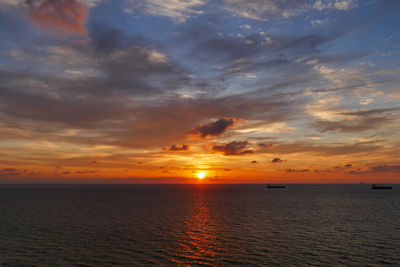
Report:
196,172,206,179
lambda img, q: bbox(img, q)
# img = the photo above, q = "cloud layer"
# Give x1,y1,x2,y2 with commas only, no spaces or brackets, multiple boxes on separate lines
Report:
0,0,399,182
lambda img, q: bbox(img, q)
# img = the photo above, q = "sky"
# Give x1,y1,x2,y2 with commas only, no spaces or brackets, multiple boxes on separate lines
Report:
0,0,399,184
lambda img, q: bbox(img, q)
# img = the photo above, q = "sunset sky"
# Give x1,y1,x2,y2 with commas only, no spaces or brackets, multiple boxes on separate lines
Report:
0,0,399,183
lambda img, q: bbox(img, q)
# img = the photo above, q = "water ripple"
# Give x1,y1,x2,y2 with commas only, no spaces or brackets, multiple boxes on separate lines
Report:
0,184,399,266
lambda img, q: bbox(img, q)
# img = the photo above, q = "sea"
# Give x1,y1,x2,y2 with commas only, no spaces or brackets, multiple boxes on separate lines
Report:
0,184,399,266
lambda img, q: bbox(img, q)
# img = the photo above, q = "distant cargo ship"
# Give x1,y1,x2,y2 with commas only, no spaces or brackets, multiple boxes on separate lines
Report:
266,185,286,189
371,184,392,190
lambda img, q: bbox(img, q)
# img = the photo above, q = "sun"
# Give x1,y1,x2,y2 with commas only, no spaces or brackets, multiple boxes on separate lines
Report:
196,171,206,179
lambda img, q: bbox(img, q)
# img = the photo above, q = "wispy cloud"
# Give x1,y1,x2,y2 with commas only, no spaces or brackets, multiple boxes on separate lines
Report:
223,0,357,21
123,0,206,22
222,0,306,21
314,108,400,133
369,165,400,173
313,0,356,11
286,168,309,173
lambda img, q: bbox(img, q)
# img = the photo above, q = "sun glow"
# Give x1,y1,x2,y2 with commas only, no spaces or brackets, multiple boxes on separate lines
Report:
196,171,206,179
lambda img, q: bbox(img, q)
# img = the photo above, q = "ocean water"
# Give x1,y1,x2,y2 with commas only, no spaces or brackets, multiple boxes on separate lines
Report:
0,184,399,266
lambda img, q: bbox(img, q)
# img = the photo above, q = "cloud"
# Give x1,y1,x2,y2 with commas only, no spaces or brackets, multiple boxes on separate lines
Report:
348,170,366,175
189,118,235,138
182,21,349,89
315,107,399,133
0,168,23,176
0,24,193,125
258,143,273,149
271,157,283,163
286,168,309,172
222,0,306,21
163,144,190,152
1,87,130,127
222,0,357,21
76,169,97,174
369,165,400,173
0,26,204,149
212,140,254,155
313,0,355,11
310,19,329,27
1,0,399,184
0,21,377,151
27,0,88,35
0,0,19,6
0,69,297,149
0,168,16,172
82,0,102,7
268,141,382,156
123,0,206,22
348,165,400,175
240,24,252,30
334,0,354,10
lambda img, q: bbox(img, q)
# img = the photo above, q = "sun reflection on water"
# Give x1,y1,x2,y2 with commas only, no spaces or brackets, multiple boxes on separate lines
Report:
173,189,219,265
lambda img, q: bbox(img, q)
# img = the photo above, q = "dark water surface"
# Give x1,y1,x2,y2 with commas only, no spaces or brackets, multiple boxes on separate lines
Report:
0,184,399,266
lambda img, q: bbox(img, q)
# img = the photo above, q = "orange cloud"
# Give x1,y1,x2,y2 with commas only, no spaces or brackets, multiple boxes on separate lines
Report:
28,0,88,35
